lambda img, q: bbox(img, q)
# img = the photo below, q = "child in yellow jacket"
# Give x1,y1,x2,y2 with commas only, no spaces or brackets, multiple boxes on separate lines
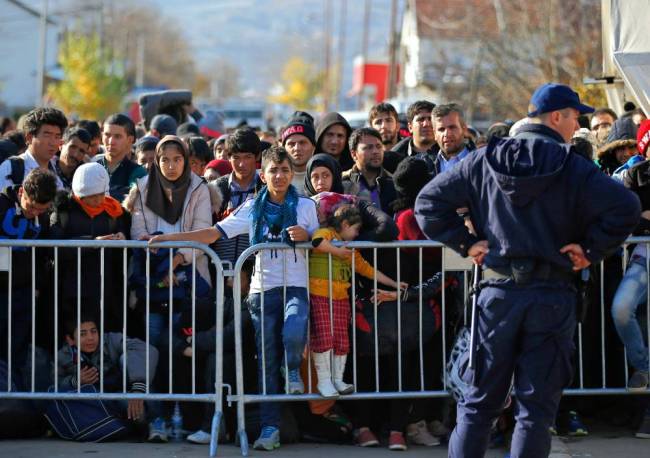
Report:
309,205,404,397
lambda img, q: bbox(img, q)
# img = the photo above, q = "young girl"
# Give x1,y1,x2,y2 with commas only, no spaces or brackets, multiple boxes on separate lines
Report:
309,205,405,397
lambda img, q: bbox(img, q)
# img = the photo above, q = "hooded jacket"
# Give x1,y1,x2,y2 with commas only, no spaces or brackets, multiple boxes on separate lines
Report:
315,112,354,171
415,124,641,270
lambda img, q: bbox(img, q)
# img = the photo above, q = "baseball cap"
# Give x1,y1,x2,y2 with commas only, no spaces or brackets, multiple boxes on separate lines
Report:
527,83,595,117
150,114,178,136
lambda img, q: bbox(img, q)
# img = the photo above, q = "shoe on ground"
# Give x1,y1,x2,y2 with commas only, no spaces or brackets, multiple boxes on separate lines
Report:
286,368,304,394
636,414,650,439
406,420,440,446
549,424,558,436
388,431,408,451
148,417,168,443
355,427,379,447
567,410,588,436
628,370,649,392
428,419,450,437
253,426,280,451
187,429,211,444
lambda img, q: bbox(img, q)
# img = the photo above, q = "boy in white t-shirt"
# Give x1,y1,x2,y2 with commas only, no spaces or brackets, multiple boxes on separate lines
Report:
151,146,319,451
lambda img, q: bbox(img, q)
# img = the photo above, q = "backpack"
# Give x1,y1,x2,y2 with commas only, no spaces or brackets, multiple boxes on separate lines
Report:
7,156,25,185
44,384,127,442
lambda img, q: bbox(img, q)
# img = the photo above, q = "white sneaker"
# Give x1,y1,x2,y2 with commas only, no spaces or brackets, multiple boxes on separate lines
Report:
187,429,211,444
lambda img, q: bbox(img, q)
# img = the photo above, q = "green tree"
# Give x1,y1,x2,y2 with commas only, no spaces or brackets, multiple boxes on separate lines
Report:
48,31,127,120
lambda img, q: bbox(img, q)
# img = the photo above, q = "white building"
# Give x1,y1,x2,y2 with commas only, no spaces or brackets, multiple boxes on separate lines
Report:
0,0,59,112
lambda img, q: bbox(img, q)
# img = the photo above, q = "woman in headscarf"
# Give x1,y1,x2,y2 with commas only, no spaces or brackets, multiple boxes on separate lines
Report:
304,153,344,196
125,135,216,347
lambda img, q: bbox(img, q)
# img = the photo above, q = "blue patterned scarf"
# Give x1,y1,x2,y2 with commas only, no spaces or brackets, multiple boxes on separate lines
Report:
250,185,299,245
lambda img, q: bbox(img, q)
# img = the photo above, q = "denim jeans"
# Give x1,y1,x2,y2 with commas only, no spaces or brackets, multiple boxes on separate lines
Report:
248,286,309,428
611,262,650,372
148,312,181,349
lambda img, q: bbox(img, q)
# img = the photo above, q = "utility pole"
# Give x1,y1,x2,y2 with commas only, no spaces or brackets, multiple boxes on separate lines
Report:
335,0,347,110
323,0,333,112
358,0,371,110
387,0,398,99
36,0,49,107
136,33,145,87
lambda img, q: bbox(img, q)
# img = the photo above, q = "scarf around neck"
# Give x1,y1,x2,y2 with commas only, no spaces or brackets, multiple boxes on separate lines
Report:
73,194,124,219
145,135,192,225
250,185,299,245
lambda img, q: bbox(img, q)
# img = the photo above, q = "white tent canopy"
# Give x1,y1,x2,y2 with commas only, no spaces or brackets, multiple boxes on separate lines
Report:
602,0,650,115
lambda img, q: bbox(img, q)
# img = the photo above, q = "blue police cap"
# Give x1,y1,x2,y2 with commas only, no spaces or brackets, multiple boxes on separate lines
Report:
527,83,595,117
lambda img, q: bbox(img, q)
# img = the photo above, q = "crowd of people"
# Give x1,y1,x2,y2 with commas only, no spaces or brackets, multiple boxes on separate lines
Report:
0,86,649,454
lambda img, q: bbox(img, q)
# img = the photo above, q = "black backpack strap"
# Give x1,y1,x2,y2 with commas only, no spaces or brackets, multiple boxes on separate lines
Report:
216,177,231,216
8,156,25,185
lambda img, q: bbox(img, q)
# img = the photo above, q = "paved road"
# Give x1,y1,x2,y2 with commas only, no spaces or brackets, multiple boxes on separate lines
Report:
2,431,647,458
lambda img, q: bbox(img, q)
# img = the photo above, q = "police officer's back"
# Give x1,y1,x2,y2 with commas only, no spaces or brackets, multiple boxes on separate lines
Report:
415,84,640,458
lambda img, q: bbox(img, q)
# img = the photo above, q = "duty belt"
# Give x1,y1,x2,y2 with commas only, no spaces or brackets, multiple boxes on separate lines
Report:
482,259,575,285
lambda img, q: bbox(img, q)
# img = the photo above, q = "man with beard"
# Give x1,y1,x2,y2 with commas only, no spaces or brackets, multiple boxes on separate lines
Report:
282,117,316,195
315,112,354,171
369,102,401,151
54,127,91,190
433,103,472,174
342,127,397,216
383,100,437,174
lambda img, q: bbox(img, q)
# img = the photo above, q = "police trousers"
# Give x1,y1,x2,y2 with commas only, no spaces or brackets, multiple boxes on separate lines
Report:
449,280,575,458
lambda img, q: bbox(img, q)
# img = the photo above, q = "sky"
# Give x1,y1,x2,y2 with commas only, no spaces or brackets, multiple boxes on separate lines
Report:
147,0,399,103
15,0,401,107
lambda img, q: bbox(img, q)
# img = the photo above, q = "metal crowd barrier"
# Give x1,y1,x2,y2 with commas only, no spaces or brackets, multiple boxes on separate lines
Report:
0,239,225,457
2,237,650,457
229,239,650,456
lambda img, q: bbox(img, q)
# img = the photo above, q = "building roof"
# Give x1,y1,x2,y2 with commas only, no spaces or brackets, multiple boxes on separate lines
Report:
6,0,56,25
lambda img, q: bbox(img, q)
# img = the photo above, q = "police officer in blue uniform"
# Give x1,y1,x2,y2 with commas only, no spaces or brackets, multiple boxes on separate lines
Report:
415,83,641,458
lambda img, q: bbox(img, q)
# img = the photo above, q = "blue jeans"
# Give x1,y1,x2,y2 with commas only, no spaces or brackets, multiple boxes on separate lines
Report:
449,281,576,458
611,262,650,372
248,286,309,429
148,312,181,349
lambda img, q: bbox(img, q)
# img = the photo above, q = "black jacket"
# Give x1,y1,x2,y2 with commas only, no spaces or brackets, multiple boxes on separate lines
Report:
384,137,440,175
49,192,130,329
623,159,650,235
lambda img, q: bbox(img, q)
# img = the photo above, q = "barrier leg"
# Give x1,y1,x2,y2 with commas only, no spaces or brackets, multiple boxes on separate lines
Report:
209,410,222,457
236,394,249,456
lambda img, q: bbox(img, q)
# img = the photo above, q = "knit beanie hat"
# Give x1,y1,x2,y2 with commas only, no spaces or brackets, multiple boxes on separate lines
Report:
282,118,316,146
205,159,233,176
72,162,110,197
637,120,650,156
393,156,431,202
